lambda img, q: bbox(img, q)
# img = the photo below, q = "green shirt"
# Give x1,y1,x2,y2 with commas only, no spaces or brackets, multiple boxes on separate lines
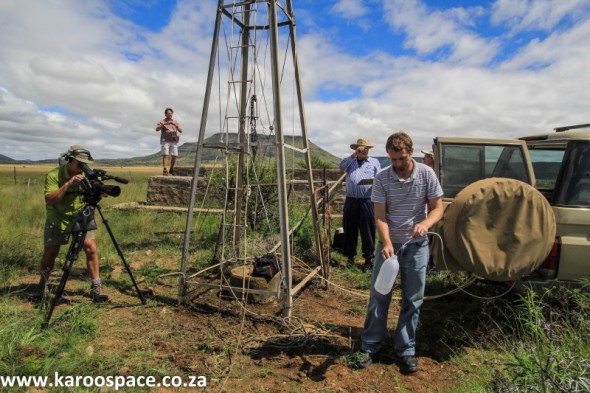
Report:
44,165,86,231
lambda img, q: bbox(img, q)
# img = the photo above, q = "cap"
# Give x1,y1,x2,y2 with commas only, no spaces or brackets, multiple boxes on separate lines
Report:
67,145,94,164
421,149,434,157
350,138,374,150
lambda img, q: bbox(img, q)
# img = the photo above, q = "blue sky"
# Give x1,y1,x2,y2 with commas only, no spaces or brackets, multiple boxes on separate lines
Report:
1,0,589,160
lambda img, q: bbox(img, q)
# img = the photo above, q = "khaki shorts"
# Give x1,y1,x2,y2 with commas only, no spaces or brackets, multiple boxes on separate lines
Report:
161,142,178,156
44,221,96,246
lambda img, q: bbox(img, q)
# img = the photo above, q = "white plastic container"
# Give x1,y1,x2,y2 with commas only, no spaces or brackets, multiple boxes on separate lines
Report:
374,255,399,295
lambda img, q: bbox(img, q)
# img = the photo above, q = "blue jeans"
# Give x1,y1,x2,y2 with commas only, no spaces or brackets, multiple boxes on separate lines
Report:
360,239,429,357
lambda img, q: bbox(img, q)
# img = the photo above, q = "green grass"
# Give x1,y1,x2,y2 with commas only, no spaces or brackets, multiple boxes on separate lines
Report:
1,165,589,392
0,298,100,379
488,283,590,392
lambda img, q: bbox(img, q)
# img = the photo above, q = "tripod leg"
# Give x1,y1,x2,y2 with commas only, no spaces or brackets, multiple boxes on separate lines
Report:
95,205,146,304
42,231,87,329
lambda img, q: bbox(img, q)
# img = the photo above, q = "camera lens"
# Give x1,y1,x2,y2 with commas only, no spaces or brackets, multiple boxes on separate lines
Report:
100,184,121,197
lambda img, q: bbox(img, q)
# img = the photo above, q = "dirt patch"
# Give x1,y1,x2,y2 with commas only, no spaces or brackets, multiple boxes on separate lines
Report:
20,263,481,392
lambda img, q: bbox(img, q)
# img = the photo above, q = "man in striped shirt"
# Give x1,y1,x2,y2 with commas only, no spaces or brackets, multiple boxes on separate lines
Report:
338,138,382,271
355,131,444,374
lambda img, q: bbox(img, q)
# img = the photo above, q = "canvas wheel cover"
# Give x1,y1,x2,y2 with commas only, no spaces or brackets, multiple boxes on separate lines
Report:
443,178,556,281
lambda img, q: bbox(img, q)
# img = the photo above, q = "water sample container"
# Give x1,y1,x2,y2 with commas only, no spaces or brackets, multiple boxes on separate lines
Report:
374,255,399,295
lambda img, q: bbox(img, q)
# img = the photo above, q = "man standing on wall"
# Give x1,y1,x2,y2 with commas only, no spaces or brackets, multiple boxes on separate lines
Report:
339,138,382,271
156,107,183,176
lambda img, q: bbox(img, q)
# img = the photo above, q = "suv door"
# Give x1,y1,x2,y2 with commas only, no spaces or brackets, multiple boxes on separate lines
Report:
522,137,590,282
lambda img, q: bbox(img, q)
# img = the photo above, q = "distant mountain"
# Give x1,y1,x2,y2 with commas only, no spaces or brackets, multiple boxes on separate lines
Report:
2,142,425,168
98,133,340,167
0,153,18,164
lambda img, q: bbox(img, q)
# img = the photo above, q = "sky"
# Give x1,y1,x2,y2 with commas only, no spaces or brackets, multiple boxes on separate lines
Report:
1,0,589,161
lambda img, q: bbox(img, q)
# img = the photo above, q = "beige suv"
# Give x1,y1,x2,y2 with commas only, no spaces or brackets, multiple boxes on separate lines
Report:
518,124,590,284
429,130,589,286
430,137,546,282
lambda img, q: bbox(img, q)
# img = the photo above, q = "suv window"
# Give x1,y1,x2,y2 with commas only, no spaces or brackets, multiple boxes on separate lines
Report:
440,143,530,198
528,149,565,199
529,149,565,193
553,141,590,207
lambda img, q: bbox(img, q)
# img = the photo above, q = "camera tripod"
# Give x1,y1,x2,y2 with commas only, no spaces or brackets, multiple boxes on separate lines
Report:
42,203,146,328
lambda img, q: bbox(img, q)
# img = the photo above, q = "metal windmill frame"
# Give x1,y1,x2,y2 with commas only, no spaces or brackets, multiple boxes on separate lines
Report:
178,0,328,317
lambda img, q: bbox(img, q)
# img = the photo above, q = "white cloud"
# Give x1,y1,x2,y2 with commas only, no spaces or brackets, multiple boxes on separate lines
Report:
331,0,370,19
381,0,495,65
492,0,590,33
0,0,216,160
0,0,589,163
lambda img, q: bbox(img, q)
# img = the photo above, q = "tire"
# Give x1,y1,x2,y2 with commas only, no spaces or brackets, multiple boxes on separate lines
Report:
442,178,556,281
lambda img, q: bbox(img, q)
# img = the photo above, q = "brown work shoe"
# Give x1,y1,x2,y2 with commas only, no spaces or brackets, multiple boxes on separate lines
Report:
91,285,109,303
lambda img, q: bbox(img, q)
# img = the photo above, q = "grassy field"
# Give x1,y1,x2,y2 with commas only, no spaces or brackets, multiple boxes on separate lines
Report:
0,164,589,392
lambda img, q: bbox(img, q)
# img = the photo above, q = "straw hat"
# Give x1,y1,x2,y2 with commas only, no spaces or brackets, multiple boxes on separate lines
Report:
350,138,374,150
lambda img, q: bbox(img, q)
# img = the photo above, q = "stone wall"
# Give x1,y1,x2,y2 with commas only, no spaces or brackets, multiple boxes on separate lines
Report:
146,166,345,210
146,176,193,206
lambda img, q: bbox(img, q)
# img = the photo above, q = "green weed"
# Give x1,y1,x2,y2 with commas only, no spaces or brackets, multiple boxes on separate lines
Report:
489,284,590,392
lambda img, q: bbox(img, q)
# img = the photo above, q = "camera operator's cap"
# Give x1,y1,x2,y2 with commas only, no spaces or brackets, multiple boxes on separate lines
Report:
350,138,374,150
421,149,434,157
68,145,94,164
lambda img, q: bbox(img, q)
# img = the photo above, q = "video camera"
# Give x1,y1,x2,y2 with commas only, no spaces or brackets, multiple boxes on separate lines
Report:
78,162,128,205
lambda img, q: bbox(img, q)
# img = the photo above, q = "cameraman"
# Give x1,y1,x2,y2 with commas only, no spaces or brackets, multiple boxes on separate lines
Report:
33,145,108,302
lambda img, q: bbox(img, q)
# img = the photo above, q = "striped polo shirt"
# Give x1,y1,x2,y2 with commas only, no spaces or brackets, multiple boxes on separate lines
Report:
371,160,443,244
339,156,382,198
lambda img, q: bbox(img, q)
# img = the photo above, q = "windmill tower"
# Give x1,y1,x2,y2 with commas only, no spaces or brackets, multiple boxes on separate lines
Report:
178,0,330,317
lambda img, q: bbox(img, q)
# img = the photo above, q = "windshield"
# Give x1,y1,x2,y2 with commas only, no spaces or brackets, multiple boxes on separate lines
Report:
553,141,590,206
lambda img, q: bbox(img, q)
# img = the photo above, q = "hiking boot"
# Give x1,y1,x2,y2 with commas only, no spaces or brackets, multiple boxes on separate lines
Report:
169,168,175,176
90,285,109,303
351,350,372,369
396,355,419,374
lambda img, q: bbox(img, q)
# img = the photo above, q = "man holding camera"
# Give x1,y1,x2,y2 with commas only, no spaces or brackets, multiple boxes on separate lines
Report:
339,138,382,271
33,145,108,302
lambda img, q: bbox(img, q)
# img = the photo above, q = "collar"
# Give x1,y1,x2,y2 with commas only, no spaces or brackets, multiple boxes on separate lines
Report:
390,159,418,181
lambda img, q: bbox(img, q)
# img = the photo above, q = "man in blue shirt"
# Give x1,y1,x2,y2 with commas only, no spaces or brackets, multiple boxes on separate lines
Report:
338,138,382,271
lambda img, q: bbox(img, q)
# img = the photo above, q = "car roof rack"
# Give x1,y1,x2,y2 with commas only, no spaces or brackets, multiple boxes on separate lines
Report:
554,124,590,132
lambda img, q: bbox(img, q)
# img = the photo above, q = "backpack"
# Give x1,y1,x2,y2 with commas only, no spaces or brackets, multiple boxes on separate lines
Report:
252,253,280,279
